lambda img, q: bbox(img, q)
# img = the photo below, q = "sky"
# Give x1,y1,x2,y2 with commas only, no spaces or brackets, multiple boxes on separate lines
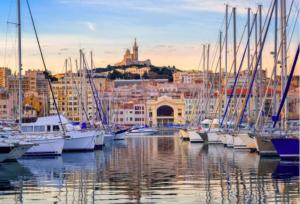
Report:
0,0,299,75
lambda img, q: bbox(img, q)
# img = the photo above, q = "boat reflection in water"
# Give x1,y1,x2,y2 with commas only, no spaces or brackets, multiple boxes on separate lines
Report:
0,136,299,204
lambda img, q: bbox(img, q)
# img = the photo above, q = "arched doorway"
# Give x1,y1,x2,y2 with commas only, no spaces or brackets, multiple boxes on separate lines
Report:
157,105,174,127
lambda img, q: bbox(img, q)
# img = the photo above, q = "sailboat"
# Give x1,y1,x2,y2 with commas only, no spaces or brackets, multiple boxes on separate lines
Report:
7,0,66,156
271,43,299,160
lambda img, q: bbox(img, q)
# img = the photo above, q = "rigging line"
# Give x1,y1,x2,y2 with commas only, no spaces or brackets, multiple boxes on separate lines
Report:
237,0,276,127
3,0,14,67
227,3,274,127
213,9,255,127
26,0,66,135
210,12,233,70
82,52,106,129
220,13,258,128
71,58,90,124
258,3,299,131
273,44,299,128
287,5,299,52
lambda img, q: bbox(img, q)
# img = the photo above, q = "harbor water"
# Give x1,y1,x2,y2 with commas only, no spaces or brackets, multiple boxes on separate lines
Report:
0,134,299,204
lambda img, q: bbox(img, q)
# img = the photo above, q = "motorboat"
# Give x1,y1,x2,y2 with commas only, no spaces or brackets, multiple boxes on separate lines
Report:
126,125,158,136
114,128,128,140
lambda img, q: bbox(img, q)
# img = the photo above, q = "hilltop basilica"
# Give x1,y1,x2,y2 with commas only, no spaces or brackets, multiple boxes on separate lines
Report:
115,39,151,66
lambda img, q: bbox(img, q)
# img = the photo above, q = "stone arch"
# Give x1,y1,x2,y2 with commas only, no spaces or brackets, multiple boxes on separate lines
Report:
157,105,174,117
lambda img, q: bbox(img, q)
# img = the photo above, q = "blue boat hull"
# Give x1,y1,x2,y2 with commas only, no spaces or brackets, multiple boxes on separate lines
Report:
271,138,299,160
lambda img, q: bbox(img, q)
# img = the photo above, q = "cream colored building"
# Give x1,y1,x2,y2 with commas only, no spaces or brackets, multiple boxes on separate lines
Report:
146,95,185,127
50,72,95,122
115,66,150,76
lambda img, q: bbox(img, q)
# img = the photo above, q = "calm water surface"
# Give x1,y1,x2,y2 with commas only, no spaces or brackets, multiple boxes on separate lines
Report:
0,134,299,204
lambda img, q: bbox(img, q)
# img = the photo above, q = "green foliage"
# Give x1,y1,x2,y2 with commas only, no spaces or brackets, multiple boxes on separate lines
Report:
98,63,181,81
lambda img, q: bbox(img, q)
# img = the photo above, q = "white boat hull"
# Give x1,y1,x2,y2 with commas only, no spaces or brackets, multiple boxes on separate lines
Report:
233,133,257,150
188,130,203,143
224,134,234,147
25,137,65,156
114,131,126,140
95,133,105,149
207,132,222,144
64,130,96,151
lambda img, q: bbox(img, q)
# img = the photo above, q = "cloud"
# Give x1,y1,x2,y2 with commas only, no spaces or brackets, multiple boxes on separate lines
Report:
86,21,96,32
57,0,274,15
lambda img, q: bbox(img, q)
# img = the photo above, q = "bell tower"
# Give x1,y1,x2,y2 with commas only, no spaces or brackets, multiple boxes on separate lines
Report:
132,38,138,61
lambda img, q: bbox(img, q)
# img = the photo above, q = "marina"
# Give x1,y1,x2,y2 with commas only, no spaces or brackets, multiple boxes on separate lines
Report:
0,0,299,203
0,135,299,203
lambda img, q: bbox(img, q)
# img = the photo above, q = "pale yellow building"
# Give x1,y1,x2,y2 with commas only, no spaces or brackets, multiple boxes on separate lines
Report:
146,95,185,127
115,66,150,76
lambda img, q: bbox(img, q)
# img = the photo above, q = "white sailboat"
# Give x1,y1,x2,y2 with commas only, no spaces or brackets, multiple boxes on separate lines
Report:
5,0,66,157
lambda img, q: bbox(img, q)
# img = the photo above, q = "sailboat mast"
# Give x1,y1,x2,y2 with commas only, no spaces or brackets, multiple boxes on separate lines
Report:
233,7,237,118
254,12,259,122
17,0,22,127
219,31,222,124
247,8,251,123
224,5,228,127
273,0,278,116
280,0,287,130
202,44,206,121
258,5,263,127
206,44,210,118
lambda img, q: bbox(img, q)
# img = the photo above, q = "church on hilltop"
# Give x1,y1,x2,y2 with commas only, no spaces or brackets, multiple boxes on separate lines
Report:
115,39,151,66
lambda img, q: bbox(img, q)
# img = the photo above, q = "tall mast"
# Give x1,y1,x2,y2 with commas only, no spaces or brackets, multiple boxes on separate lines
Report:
254,13,259,122
224,5,228,127
219,31,222,124
202,44,206,120
280,0,287,130
273,0,278,116
17,0,22,127
206,44,210,118
79,50,83,122
64,59,68,117
258,5,263,127
247,8,251,123
233,7,237,118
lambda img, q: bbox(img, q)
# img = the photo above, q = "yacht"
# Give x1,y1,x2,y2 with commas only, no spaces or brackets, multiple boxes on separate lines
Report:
114,126,129,140
34,115,98,152
126,125,158,136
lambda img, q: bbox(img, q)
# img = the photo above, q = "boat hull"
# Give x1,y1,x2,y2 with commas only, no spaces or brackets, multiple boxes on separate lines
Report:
198,132,208,143
256,135,285,156
0,144,33,162
271,138,300,160
64,131,96,151
114,129,128,140
233,133,257,151
95,133,105,149
24,137,65,156
188,130,203,143
207,132,222,144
